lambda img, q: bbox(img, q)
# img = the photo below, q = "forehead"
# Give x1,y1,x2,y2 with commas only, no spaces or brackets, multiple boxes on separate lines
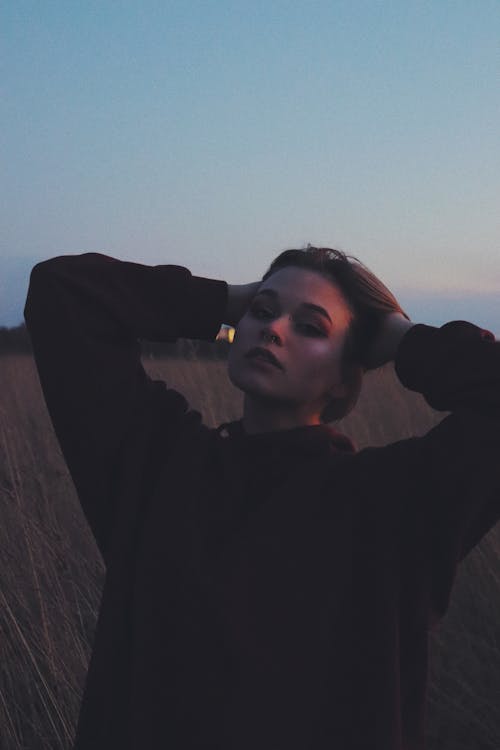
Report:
259,267,354,324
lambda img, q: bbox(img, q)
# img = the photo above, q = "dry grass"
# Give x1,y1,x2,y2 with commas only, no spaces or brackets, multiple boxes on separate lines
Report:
0,353,499,749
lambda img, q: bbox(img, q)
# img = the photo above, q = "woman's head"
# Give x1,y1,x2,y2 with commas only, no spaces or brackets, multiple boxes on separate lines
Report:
227,245,409,425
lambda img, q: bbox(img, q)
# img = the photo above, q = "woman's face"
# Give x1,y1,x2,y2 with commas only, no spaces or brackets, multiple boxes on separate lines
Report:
227,267,354,419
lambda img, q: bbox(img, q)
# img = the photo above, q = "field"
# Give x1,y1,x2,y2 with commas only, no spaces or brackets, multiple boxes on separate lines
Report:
0,353,499,749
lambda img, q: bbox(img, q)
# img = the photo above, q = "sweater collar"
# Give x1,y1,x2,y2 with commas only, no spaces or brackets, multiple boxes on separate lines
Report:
216,418,356,456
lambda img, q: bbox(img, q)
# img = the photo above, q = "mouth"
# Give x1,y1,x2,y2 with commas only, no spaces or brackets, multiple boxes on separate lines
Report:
244,347,284,370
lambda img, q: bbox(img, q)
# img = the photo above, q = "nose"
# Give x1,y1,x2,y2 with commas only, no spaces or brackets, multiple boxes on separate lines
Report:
261,329,280,345
261,316,288,346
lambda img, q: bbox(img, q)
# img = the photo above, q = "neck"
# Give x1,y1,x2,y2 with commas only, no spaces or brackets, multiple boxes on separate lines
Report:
242,394,321,435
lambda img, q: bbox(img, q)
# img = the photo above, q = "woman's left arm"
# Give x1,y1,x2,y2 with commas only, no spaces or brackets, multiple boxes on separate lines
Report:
357,315,500,625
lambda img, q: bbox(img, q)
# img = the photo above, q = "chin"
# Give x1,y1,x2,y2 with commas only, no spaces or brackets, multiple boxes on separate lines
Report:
227,356,282,400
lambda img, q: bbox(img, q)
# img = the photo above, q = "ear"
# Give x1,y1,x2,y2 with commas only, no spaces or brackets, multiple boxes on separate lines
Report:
326,363,364,401
322,365,364,422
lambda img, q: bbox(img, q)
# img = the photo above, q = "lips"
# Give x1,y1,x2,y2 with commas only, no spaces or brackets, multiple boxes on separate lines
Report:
244,347,284,370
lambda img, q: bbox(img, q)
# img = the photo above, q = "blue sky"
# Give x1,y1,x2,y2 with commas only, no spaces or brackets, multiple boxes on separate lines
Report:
2,1,499,333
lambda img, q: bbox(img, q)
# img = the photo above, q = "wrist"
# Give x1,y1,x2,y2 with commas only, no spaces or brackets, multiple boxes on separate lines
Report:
225,282,261,327
366,314,416,369
390,319,416,360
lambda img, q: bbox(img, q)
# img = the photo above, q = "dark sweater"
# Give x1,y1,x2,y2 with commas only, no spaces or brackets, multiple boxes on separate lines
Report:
24,252,500,750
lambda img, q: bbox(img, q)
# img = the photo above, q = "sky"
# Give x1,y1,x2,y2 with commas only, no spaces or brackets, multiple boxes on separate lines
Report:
2,1,499,333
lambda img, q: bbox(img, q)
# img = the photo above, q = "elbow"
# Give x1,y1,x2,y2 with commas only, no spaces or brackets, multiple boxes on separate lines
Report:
24,260,57,324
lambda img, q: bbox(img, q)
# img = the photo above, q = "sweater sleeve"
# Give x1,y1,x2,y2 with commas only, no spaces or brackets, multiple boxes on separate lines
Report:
365,321,500,625
24,252,228,562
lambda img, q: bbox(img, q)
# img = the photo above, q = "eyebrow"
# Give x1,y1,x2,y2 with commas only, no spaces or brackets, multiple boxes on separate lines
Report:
254,288,333,324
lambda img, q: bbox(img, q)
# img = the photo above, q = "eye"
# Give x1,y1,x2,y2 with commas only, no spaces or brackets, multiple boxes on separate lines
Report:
296,323,325,336
250,305,274,319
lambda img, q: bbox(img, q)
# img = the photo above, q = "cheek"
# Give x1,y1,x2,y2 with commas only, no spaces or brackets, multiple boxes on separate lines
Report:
227,319,252,369
230,323,247,354
293,341,343,385
233,314,250,338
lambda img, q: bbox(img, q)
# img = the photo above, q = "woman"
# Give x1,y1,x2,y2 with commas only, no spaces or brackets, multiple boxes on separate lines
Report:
24,245,500,750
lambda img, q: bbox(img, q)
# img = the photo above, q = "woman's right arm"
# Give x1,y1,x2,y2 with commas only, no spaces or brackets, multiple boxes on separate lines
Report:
24,252,228,562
